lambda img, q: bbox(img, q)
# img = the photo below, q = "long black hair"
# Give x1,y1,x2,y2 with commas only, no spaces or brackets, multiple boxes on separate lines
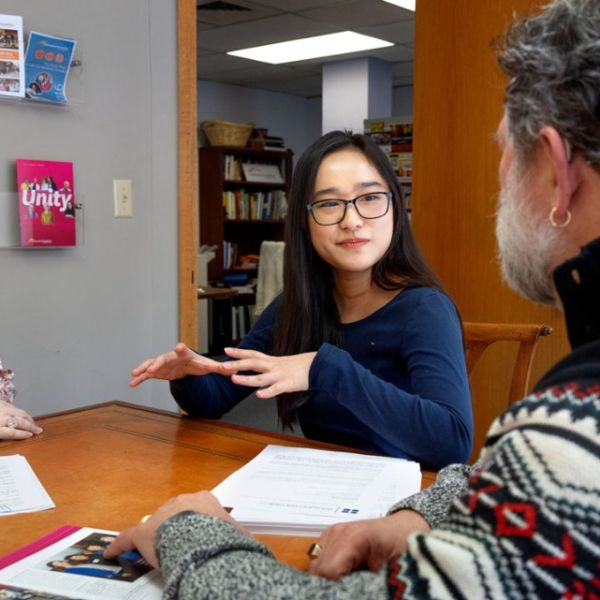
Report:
274,131,443,427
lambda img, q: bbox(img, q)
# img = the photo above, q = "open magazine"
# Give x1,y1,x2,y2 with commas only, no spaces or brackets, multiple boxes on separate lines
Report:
0,526,163,600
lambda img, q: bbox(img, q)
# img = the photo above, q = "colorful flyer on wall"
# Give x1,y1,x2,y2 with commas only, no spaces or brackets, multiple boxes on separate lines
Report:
17,159,77,248
24,32,76,104
0,14,25,98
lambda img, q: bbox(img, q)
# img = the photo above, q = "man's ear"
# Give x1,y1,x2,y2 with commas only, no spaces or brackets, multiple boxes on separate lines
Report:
538,126,580,217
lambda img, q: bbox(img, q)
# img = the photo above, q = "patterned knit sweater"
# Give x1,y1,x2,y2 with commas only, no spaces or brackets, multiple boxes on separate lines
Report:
155,243,600,599
155,375,600,599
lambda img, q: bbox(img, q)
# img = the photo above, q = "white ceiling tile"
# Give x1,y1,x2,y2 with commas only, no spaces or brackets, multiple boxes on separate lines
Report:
196,0,280,26
357,20,414,44
301,0,413,28
202,63,314,84
197,21,215,32
366,44,413,62
251,0,344,10
197,14,340,53
195,0,415,96
197,52,257,75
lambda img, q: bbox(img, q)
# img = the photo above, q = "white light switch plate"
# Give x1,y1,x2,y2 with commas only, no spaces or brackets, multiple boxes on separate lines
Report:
113,179,133,218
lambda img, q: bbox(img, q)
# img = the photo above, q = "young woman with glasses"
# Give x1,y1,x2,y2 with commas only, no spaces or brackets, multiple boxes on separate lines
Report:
131,131,472,468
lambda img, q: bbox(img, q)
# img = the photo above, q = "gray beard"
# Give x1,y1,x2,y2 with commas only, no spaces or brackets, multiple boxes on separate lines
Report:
495,169,564,306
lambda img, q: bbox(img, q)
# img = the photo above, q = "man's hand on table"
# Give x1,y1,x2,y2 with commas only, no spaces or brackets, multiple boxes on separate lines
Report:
308,509,430,580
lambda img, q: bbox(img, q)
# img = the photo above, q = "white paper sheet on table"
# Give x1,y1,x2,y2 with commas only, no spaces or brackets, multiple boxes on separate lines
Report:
212,445,421,536
0,454,55,515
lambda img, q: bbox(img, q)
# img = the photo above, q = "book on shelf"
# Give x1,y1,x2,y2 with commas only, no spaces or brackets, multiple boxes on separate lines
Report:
223,271,248,286
222,189,287,220
0,526,163,599
241,162,284,184
364,118,413,208
16,158,77,248
223,154,243,181
364,117,413,153
262,135,286,152
212,444,421,537
231,304,252,341
223,240,237,269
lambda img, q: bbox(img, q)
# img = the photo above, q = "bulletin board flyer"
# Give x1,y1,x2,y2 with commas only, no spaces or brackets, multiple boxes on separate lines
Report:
17,159,77,248
24,31,76,104
0,14,25,98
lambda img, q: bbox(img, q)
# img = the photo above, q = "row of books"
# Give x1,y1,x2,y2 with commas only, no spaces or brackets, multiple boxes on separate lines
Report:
364,117,413,153
224,155,286,184
364,117,413,210
232,304,252,341
262,134,285,151
223,240,237,269
223,154,244,180
222,189,288,221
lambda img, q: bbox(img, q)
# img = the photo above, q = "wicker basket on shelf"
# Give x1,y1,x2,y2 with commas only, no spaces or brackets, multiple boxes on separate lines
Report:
200,120,255,147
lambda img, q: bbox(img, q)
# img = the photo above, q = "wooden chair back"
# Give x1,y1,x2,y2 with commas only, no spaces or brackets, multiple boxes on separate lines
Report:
463,322,553,408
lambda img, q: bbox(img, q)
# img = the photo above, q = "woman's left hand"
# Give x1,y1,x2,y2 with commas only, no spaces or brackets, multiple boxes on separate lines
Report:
103,491,249,569
221,348,317,398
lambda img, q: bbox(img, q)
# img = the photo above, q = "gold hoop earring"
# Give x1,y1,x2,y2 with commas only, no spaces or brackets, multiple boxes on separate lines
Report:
549,207,571,228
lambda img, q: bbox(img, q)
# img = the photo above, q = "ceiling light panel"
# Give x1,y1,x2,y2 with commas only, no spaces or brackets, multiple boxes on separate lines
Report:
228,31,393,64
381,0,416,11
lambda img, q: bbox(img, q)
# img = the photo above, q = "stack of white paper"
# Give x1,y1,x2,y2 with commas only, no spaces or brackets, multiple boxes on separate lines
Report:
0,454,55,515
212,445,421,537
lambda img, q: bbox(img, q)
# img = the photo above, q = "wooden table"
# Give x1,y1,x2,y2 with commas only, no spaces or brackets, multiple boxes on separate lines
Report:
0,402,436,570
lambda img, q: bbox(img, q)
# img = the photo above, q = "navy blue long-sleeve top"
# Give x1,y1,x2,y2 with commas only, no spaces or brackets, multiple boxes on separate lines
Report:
171,287,473,468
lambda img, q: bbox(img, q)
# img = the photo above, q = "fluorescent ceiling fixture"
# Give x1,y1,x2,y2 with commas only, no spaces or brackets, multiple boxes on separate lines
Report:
381,0,416,11
227,32,393,65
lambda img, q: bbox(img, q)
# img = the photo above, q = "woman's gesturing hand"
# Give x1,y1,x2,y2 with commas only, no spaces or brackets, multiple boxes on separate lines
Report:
130,343,231,388
221,347,317,398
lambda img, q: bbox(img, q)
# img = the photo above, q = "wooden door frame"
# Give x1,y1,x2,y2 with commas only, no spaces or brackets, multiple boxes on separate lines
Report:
177,0,198,348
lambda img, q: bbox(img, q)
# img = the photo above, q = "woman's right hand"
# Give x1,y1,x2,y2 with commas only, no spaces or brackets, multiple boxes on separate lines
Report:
129,343,231,387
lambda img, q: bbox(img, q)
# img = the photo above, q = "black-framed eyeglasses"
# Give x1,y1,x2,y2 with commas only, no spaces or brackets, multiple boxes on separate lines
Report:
306,191,392,226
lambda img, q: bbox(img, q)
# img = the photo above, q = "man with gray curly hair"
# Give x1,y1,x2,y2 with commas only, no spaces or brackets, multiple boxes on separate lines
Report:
105,1,600,597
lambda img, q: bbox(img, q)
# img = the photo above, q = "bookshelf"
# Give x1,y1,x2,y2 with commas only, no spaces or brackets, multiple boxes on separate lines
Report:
199,146,292,281
364,117,413,211
199,146,292,350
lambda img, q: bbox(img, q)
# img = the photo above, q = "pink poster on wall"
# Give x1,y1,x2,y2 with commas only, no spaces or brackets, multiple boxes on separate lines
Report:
16,159,76,247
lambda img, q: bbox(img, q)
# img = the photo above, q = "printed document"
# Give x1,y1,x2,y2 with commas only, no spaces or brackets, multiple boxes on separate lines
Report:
212,445,421,536
0,454,55,515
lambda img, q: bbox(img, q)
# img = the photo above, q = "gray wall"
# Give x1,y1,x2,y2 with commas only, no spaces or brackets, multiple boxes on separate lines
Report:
197,80,413,163
198,79,322,161
393,85,413,116
0,0,179,415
